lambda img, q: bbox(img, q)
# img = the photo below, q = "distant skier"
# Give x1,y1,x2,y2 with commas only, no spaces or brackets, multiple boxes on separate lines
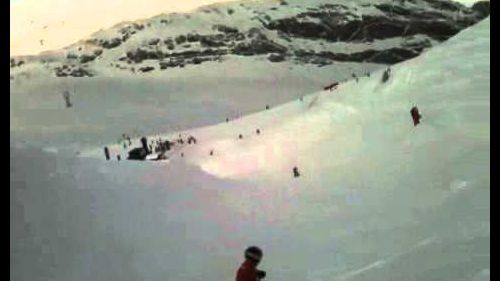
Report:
266,105,270,110
117,155,121,161
210,149,214,156
293,166,300,178
104,146,110,160
236,246,266,281
382,67,391,83
256,129,260,135
239,134,243,139
410,106,422,126
187,136,197,144
62,90,72,108
226,117,230,123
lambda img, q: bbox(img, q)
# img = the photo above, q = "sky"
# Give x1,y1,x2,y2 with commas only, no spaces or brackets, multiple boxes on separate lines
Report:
10,0,238,56
10,0,486,56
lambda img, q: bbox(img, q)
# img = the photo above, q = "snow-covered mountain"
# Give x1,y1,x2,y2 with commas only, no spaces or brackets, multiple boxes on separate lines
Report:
10,0,488,78
12,16,489,281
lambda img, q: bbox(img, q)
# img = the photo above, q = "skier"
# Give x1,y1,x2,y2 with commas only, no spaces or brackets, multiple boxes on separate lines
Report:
410,106,422,126
256,129,260,135
382,67,391,83
239,134,243,139
236,246,267,281
293,166,300,178
104,146,110,160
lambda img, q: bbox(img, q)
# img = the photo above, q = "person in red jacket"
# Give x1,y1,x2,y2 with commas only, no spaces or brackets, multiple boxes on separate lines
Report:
236,246,266,281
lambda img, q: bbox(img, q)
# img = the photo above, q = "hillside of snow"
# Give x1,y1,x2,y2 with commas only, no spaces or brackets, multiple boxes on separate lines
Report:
10,0,489,149
12,16,489,281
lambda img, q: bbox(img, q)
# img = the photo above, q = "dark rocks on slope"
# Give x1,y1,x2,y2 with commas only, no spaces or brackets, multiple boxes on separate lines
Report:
139,66,155,72
80,54,96,63
294,46,422,65
265,4,479,42
175,35,187,44
233,39,287,56
97,38,122,49
55,66,93,77
268,53,286,62
213,24,239,34
472,1,490,19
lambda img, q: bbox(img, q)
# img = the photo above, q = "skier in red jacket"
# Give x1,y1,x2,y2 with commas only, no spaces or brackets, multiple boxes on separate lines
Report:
236,246,266,281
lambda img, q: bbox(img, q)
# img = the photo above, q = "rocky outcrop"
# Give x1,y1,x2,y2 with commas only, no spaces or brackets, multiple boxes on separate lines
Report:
14,0,487,77
472,1,490,19
55,65,93,77
268,53,286,62
265,5,478,42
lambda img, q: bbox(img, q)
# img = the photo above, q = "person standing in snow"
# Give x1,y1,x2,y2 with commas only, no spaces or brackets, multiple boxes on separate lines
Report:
236,246,266,281
410,106,422,126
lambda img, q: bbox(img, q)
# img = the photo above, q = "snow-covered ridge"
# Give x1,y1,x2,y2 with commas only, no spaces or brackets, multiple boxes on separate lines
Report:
86,17,489,186
10,0,488,79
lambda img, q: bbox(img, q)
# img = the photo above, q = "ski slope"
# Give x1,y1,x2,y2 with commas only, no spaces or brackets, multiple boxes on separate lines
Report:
11,18,489,281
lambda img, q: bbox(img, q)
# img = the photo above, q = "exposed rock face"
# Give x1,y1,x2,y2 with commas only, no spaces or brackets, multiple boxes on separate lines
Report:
472,1,490,19
265,3,479,42
10,0,488,77
55,66,94,77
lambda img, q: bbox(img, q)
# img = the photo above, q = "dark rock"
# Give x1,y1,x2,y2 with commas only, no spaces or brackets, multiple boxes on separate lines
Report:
200,36,226,47
213,24,239,34
159,58,185,69
233,39,287,56
66,53,78,60
139,66,154,72
175,35,187,44
55,66,93,77
187,33,201,42
472,1,490,19
420,0,463,12
268,53,286,62
148,38,160,45
100,38,122,49
80,54,96,63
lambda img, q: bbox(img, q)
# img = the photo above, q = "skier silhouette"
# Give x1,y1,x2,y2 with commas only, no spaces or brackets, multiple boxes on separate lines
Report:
236,246,266,281
410,106,422,126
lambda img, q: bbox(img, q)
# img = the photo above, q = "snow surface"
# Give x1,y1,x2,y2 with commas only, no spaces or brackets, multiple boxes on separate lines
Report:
11,18,489,281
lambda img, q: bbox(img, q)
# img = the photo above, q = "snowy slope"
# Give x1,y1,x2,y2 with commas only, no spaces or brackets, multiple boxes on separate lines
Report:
94,16,489,185
10,0,487,148
12,17,489,281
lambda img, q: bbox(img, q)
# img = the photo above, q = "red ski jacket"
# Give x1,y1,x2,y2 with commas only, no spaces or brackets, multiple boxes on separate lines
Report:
236,260,259,281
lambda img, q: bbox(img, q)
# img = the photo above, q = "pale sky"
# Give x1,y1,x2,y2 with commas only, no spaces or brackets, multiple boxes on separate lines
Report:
10,0,485,56
10,0,237,56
